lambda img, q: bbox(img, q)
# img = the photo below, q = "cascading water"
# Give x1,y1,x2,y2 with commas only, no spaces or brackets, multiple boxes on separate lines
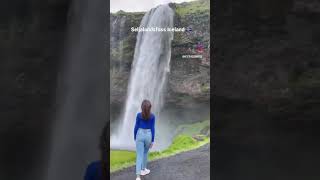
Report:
44,0,107,179
111,4,174,150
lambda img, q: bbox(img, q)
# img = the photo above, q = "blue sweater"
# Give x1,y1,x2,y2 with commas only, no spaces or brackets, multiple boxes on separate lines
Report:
134,112,155,142
84,161,102,180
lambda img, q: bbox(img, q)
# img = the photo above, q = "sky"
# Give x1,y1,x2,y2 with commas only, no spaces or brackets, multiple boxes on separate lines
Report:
110,0,195,12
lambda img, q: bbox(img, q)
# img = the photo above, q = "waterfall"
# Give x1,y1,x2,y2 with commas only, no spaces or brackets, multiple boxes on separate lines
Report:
44,0,107,179
111,4,174,150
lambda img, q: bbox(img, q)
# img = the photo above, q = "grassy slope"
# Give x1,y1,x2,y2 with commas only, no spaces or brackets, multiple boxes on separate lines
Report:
175,0,210,17
110,119,210,172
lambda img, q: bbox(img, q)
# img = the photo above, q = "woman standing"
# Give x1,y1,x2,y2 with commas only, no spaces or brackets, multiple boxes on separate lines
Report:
134,99,155,180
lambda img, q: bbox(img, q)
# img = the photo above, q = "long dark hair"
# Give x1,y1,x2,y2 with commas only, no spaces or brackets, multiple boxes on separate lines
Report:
99,123,108,179
141,99,152,120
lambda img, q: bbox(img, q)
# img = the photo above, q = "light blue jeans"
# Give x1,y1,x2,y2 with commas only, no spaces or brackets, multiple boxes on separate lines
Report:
135,128,152,175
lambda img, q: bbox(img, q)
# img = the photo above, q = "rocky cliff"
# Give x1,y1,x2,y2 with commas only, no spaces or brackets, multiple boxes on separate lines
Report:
110,0,210,109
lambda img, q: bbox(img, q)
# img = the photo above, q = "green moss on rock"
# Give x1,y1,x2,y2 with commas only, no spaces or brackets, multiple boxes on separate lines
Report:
175,0,210,17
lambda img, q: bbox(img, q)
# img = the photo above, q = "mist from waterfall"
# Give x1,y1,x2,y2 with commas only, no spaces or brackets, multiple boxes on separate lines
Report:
111,4,174,151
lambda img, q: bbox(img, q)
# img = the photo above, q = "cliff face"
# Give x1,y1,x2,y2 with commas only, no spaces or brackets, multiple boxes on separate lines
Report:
169,0,210,105
110,12,144,105
110,0,210,108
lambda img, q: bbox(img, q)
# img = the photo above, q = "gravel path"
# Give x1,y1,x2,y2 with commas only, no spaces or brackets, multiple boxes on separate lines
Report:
111,144,210,180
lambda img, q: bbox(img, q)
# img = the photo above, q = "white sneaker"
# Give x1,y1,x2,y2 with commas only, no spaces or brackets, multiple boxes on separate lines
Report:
141,168,150,176
136,177,141,180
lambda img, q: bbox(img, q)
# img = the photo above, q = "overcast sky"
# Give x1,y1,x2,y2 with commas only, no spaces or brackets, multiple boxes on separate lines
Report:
110,0,195,12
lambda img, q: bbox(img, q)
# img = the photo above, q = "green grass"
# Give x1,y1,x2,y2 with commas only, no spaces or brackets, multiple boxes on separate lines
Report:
201,83,210,93
110,119,210,172
110,150,136,168
175,119,210,136
175,0,210,17
149,134,209,160
292,69,320,88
